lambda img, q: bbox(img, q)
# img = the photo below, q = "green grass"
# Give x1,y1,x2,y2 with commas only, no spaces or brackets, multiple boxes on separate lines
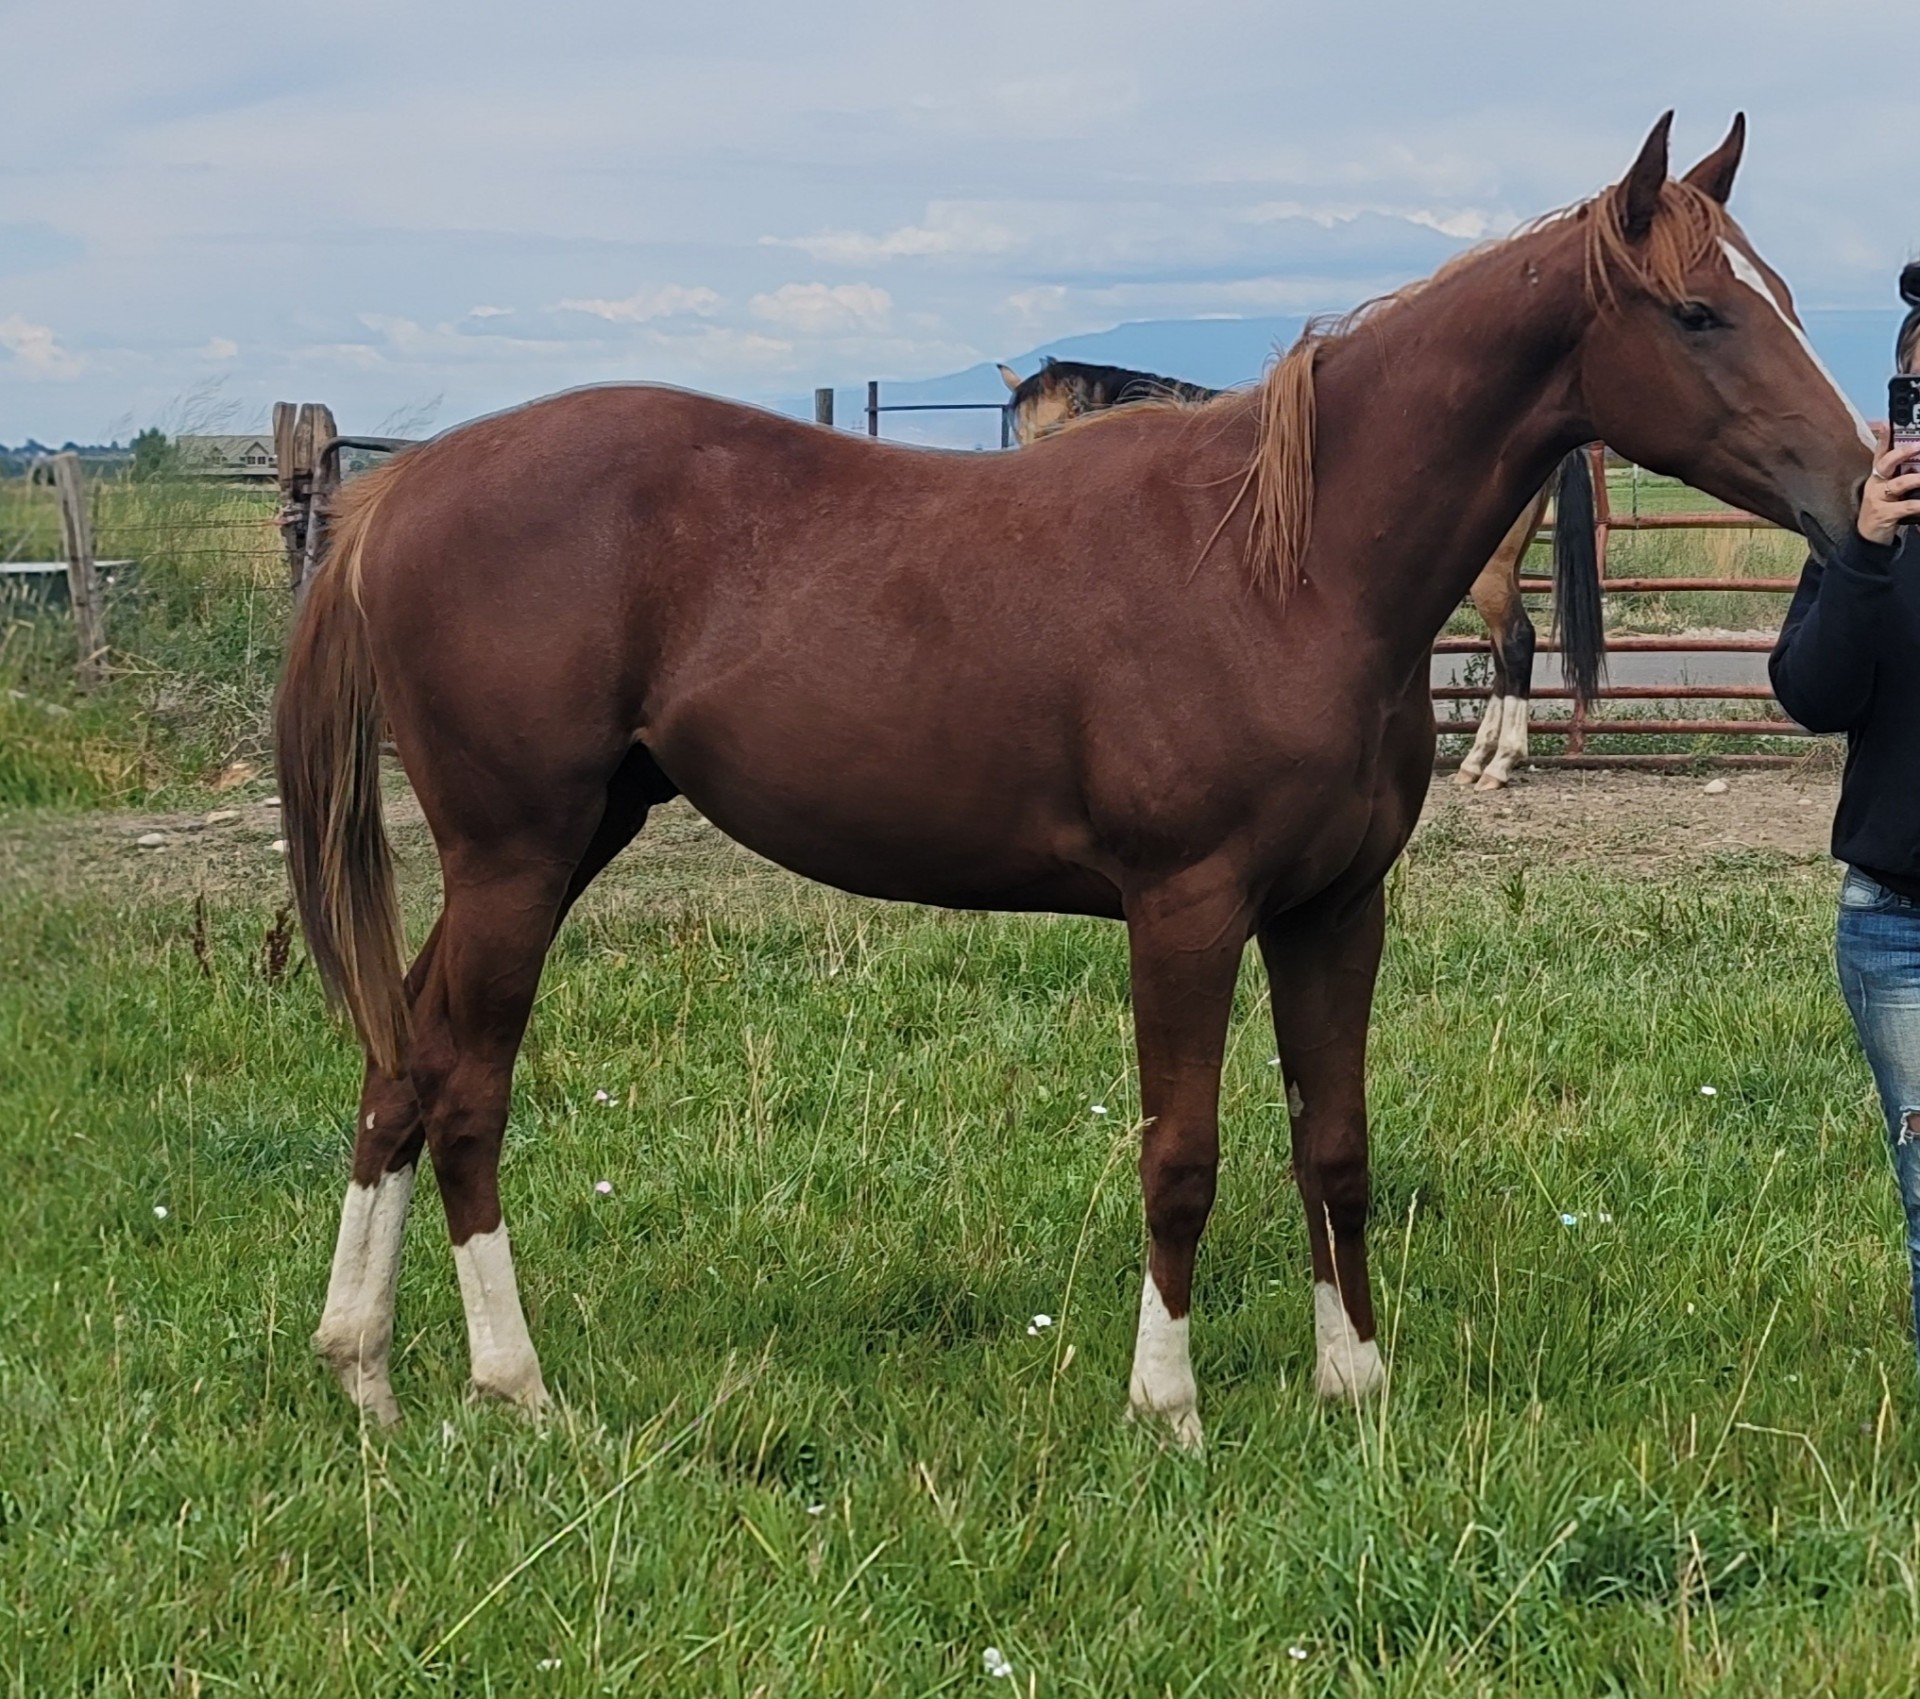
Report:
5,806,1920,1695
1,474,285,810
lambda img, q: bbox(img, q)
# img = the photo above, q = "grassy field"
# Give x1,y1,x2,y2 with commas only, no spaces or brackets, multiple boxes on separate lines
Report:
7,468,1917,1695
5,792,1920,1696
1,475,284,809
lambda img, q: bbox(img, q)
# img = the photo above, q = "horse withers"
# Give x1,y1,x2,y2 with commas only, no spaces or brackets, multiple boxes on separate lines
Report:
1001,358,1606,791
279,114,1866,1446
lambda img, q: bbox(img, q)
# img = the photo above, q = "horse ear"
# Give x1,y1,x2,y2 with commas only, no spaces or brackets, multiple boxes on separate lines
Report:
1902,262,1920,308
1682,112,1745,205
1617,110,1674,240
997,363,1022,392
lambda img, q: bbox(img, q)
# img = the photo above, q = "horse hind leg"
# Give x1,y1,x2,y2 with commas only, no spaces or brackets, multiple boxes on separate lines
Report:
1474,610,1535,791
312,923,443,1425
1457,490,1550,791
1456,560,1515,787
416,755,669,1412
313,752,668,1423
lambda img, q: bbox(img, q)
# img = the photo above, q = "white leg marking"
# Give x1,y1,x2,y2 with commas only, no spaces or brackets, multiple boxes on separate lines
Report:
1127,1270,1202,1451
1286,1081,1305,1117
1476,695,1531,789
313,1166,415,1424
1314,1280,1384,1401
1456,692,1503,782
453,1223,549,1413
1721,239,1874,450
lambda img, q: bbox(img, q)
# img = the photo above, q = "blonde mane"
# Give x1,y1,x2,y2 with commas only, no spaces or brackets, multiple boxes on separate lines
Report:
1236,176,1736,598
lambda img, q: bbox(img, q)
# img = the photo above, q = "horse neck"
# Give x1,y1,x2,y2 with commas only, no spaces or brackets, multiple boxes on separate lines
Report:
1307,224,1594,674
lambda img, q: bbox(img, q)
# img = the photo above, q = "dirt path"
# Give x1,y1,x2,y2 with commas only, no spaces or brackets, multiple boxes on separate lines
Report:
1412,760,1840,872
0,758,1848,911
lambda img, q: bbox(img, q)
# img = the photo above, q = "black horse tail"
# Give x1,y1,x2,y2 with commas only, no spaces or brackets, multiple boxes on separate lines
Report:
1551,446,1605,709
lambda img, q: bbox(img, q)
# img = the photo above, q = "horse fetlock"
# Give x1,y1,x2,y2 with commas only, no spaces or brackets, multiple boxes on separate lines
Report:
469,1352,550,1416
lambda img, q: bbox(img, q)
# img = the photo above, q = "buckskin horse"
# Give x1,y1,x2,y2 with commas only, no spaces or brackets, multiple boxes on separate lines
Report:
280,114,1868,1447
1000,358,1606,790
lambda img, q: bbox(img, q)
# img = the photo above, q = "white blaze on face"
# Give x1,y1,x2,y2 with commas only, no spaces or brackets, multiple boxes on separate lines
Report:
313,1166,416,1417
452,1221,549,1410
1128,1269,1202,1450
1313,1280,1385,1401
1719,238,1874,450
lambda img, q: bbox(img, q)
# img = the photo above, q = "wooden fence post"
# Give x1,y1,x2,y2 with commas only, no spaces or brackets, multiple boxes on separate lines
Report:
274,400,338,597
814,386,834,427
50,452,106,689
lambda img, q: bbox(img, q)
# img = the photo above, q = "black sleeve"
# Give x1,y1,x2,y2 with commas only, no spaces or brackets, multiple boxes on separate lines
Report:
1769,532,1901,734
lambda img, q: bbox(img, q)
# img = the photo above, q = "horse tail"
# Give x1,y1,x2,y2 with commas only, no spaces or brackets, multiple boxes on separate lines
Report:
1551,446,1606,708
273,461,410,1075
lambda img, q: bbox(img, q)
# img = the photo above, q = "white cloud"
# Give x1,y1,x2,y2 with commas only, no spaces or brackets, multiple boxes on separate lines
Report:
556,284,722,323
0,315,81,378
467,304,513,319
200,336,239,360
764,203,1020,264
748,282,892,334
1241,200,1516,242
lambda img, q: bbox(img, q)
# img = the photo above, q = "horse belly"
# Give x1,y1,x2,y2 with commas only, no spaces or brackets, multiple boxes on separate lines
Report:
643,705,1120,916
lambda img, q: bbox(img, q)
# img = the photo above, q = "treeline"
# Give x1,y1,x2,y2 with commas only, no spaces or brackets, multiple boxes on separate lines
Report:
1,430,172,480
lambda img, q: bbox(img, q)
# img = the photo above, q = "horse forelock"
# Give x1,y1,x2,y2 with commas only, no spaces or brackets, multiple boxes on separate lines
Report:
1582,176,1734,313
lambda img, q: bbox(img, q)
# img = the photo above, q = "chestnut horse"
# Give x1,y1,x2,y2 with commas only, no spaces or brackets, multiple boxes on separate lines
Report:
999,358,1606,790
279,115,1867,1447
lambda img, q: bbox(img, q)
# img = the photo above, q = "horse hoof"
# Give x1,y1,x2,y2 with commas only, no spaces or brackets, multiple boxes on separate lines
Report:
1453,766,1482,787
1127,1397,1205,1453
469,1359,551,1419
313,1334,404,1426
1315,1343,1386,1402
1473,772,1509,792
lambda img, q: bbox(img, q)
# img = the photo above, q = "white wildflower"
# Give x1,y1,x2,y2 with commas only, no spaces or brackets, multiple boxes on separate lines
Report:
1559,1213,1578,1227
594,1179,613,1196
806,1502,826,1516
1288,1645,1309,1661
1091,1104,1109,1117
983,1647,1014,1679
153,1205,169,1219
1699,1085,1718,1097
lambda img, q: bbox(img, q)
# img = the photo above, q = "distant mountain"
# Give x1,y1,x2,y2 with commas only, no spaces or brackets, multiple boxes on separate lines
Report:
782,306,1905,451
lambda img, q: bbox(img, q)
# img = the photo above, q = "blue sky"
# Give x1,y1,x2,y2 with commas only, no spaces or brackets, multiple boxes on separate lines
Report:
2,0,1913,443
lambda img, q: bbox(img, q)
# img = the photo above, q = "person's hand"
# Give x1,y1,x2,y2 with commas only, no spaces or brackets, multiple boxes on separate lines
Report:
1858,422,1920,545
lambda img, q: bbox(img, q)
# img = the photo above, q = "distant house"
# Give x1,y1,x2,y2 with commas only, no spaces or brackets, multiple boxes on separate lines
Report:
177,434,278,480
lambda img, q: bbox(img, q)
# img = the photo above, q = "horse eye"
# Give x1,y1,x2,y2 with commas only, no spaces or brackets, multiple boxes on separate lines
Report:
1672,300,1724,333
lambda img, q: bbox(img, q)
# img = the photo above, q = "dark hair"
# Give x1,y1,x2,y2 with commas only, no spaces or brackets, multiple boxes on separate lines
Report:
1899,262,1920,373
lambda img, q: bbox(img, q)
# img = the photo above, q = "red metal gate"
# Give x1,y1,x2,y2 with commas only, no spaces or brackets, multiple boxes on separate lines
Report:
1432,445,1807,769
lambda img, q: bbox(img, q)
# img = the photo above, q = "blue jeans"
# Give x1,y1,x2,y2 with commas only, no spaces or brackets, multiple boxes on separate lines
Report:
1836,867,1920,1361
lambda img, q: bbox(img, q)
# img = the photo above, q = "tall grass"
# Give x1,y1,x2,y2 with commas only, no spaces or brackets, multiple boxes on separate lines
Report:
0,473,285,810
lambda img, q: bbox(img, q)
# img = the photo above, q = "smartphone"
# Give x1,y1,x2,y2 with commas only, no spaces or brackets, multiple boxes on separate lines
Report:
1891,375,1920,477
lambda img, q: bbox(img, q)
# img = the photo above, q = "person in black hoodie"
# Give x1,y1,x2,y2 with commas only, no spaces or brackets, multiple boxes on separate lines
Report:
1771,263,1920,1367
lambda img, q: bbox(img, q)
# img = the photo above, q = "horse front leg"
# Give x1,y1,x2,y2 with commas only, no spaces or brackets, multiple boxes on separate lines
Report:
1123,871,1250,1452
1259,887,1387,1400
